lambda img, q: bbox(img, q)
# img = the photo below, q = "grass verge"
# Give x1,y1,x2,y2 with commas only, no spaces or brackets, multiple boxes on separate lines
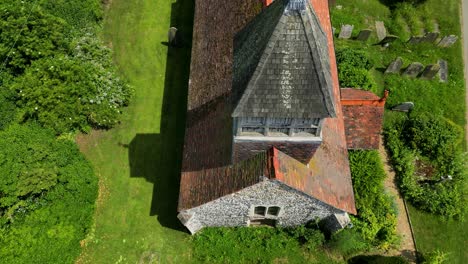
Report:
76,0,194,262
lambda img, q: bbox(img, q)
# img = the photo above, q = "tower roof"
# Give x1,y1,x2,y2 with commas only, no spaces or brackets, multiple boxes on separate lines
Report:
232,0,336,118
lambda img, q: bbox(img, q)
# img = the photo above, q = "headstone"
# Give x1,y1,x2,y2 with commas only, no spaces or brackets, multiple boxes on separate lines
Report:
392,102,414,112
438,59,448,83
332,27,336,36
380,34,399,44
356,29,372,41
437,35,458,47
408,36,423,44
403,62,424,78
375,21,387,41
168,27,178,46
421,32,439,43
419,64,441,80
338,24,354,39
385,57,403,74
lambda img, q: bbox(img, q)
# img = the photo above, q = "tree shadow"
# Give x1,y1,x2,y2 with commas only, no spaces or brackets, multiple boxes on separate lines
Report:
127,0,194,231
347,254,409,264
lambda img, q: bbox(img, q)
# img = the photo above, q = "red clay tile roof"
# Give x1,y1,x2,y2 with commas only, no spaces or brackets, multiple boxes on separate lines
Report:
272,148,356,214
341,88,381,101
179,0,357,215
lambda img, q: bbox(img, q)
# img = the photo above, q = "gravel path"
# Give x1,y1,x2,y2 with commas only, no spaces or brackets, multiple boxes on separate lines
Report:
378,136,417,263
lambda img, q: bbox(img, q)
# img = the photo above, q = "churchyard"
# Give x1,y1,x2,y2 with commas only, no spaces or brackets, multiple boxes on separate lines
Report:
331,0,467,263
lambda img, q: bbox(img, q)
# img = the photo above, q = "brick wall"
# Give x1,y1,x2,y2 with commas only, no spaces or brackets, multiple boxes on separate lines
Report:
233,140,320,164
342,105,384,149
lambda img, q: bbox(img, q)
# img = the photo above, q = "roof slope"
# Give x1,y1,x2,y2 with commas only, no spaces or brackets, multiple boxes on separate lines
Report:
232,0,336,118
179,0,356,215
179,148,356,214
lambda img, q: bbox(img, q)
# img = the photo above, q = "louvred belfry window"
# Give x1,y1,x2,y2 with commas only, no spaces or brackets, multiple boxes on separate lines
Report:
237,117,322,137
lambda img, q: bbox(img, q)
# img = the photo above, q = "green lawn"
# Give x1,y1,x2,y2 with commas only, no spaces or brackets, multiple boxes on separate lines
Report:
331,0,466,263
76,0,194,262
408,204,468,264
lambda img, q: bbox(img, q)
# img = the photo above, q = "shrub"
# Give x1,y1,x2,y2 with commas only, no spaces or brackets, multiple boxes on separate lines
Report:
11,51,131,134
349,150,399,249
0,124,97,263
403,113,463,166
328,229,370,258
336,49,373,70
192,227,306,263
0,0,69,75
421,250,449,264
336,49,376,91
384,118,466,219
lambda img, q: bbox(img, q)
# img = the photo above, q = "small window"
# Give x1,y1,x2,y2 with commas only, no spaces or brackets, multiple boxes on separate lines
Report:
267,206,280,216
254,206,266,216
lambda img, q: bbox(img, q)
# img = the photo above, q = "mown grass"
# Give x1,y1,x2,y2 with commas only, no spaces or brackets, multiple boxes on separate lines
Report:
408,204,468,264
331,0,466,263
76,0,194,262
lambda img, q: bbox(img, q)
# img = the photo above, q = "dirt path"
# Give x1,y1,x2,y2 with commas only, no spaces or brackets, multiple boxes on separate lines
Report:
378,136,417,263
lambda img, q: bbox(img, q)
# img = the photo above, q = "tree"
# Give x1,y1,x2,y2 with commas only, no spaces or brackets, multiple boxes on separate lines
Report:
0,0,68,74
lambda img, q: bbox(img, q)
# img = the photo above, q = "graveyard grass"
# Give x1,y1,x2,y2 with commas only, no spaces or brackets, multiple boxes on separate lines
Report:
76,0,193,262
331,0,466,263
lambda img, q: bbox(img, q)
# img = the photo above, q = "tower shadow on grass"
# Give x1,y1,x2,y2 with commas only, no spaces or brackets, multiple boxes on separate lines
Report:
127,0,194,231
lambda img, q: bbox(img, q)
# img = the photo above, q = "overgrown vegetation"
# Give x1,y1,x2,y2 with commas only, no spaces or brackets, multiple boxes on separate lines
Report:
0,0,129,262
384,113,466,219
0,0,131,134
349,151,399,249
192,150,399,262
331,0,466,262
0,124,97,263
336,48,377,92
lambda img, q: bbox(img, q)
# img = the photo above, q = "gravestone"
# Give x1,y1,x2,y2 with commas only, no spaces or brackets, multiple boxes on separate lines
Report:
380,34,398,45
403,62,424,78
385,57,403,74
392,102,414,112
168,27,178,46
338,24,354,39
421,32,439,43
438,59,448,83
419,64,441,80
356,29,372,41
437,35,458,47
332,27,336,35
408,36,423,44
375,21,387,41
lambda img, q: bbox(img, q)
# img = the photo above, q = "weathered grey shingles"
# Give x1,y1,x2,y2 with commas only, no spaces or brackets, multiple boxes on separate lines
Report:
233,2,335,118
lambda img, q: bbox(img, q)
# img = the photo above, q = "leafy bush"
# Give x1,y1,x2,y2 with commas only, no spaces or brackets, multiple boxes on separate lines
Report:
336,49,376,91
0,0,69,75
421,250,448,264
192,227,306,263
384,117,466,219
336,49,373,70
328,229,370,258
339,65,377,91
0,124,97,263
0,0,131,134
403,113,463,166
11,46,131,133
349,150,399,249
